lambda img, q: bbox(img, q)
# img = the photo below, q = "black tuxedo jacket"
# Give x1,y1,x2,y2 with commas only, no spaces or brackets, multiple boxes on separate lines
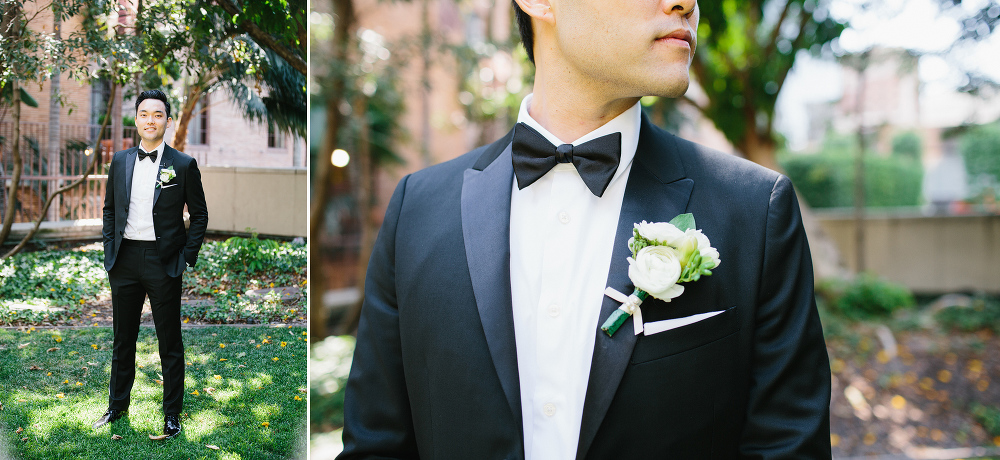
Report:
102,145,209,278
340,115,831,459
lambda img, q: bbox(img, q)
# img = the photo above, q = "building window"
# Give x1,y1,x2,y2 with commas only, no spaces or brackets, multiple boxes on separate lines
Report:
187,98,209,145
268,123,284,148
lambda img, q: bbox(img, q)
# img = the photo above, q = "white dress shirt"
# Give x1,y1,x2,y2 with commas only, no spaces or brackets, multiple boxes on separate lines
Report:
123,141,165,241
510,94,642,460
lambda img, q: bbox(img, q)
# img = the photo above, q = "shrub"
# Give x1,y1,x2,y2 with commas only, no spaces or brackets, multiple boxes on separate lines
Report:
934,296,1000,333
960,123,1000,186
310,335,356,432
819,274,915,320
780,146,924,209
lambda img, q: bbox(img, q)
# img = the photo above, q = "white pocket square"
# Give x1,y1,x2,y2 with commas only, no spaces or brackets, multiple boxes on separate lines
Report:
160,183,178,189
643,310,725,336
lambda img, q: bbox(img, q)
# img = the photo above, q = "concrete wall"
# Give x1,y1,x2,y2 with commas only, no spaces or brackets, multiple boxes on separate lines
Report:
201,166,307,237
816,211,1000,294
4,166,307,243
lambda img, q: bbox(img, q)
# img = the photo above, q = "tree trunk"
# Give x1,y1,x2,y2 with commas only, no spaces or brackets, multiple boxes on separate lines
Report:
0,79,24,246
111,83,123,152
310,0,354,341
47,17,61,222
739,133,848,281
170,83,201,152
3,85,116,258
341,96,371,335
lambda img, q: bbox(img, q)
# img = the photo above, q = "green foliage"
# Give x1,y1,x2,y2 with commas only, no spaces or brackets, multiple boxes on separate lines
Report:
971,402,1000,437
310,335,355,432
183,235,307,297
780,144,924,208
0,249,107,315
960,123,1000,185
891,131,923,160
935,296,1000,333
693,0,845,149
818,274,915,320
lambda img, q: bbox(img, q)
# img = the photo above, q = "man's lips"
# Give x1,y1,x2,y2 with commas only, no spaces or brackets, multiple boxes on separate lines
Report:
656,29,693,48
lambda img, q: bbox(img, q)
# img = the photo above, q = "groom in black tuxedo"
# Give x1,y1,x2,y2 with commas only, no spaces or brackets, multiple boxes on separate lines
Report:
339,0,830,458
94,89,208,439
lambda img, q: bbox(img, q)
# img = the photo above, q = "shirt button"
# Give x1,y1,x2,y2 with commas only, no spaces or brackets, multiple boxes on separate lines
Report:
542,403,556,417
558,211,570,224
548,304,560,317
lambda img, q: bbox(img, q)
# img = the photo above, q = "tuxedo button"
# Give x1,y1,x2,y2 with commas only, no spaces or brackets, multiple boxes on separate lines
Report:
547,304,560,317
558,211,570,224
542,403,556,417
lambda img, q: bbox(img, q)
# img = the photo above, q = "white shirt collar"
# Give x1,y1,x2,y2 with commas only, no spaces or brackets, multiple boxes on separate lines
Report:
140,140,166,156
515,93,641,186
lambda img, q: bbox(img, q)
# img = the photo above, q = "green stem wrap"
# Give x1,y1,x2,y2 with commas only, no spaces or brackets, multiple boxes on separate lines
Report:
600,288,648,337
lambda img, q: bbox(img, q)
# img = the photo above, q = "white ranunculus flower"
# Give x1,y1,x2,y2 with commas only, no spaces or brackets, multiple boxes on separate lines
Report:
633,220,685,246
628,246,684,301
687,229,721,269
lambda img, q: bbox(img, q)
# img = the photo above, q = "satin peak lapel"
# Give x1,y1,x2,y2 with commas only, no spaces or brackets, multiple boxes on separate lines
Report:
460,139,523,431
576,116,694,460
123,147,137,206
153,148,173,206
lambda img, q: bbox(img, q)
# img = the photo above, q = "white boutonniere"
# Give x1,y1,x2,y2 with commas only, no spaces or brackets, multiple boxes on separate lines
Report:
601,213,721,337
156,166,176,189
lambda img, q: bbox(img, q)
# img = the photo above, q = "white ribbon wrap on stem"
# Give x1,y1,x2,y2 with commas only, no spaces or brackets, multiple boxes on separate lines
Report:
604,287,644,335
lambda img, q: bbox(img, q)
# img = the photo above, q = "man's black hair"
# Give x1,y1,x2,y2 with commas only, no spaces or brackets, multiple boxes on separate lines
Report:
513,1,535,64
135,89,171,119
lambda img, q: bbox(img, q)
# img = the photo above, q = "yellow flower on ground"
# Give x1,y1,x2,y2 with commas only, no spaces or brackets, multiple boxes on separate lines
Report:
91,344,98,349
294,396,302,401
261,422,269,427
302,332,307,336
272,357,279,362
56,393,64,398
219,343,225,348
219,358,227,362
50,288,55,291
63,380,69,384
183,318,189,323
80,300,85,304
76,382,82,386
190,390,199,396
55,337,62,342
214,375,221,380
280,342,287,347
92,323,98,327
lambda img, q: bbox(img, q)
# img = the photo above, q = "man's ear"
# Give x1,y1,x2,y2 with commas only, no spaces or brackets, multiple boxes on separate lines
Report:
513,0,554,24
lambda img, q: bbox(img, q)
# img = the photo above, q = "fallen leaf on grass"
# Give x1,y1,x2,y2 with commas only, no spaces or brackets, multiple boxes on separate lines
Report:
87,361,99,365
148,434,169,441
21,437,27,442
237,352,246,358
155,380,163,386
111,434,122,440
203,387,215,395
28,365,42,370
18,343,31,349
15,427,23,434
190,390,199,396
46,347,60,353
237,364,246,369
206,445,220,450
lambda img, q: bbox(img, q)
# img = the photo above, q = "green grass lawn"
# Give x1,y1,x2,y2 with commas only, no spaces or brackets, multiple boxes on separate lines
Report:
0,326,307,459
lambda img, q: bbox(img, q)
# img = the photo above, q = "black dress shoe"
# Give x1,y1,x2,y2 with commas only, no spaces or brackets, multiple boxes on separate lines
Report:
93,409,127,429
163,414,182,439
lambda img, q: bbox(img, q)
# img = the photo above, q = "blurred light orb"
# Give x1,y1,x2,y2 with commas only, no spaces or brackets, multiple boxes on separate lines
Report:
331,149,350,168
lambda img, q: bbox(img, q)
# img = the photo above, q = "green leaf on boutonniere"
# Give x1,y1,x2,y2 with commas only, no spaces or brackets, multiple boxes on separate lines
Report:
668,213,696,232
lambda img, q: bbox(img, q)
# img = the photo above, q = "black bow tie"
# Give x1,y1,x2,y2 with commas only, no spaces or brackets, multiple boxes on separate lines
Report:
511,122,621,197
138,149,157,162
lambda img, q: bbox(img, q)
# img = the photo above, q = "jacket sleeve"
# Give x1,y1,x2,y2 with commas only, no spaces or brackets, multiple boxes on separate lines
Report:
102,155,117,248
182,157,209,267
739,174,832,459
338,175,419,460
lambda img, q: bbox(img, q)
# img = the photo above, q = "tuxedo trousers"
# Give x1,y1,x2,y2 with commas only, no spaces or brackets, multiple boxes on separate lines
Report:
107,239,185,415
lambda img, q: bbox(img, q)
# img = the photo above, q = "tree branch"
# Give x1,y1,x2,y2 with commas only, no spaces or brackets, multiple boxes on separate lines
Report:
763,0,795,61
212,0,306,75
3,84,115,258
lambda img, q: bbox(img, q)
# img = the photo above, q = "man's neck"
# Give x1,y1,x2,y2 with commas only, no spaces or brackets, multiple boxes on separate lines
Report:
528,61,640,144
140,139,163,152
